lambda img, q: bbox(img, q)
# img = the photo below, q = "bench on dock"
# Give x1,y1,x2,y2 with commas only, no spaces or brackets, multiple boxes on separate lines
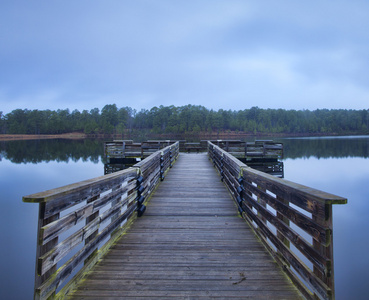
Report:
24,141,346,300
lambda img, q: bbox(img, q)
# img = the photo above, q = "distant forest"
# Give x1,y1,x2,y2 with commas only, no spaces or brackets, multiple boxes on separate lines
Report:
1,105,368,136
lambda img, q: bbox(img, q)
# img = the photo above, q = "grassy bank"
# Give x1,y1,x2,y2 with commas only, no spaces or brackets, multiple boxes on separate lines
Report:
0,132,87,141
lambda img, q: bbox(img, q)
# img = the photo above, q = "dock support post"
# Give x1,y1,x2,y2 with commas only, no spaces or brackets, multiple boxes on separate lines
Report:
34,205,59,300
236,176,245,215
136,175,146,217
160,155,165,181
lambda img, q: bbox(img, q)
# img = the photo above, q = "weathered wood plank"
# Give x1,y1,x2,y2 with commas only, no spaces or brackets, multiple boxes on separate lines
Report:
67,153,302,299
23,168,138,204
69,290,300,299
209,141,346,300
40,182,136,245
240,201,331,299
37,204,137,299
243,181,330,245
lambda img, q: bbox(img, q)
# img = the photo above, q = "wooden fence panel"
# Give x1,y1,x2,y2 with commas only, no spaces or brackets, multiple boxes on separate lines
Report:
24,142,180,300
207,141,346,300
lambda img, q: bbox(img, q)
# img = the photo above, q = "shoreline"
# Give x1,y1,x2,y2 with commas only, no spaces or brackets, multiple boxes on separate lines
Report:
0,133,87,141
0,131,366,141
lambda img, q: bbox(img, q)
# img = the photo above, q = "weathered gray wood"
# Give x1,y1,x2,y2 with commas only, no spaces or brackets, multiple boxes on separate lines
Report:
37,204,137,299
34,205,59,298
68,153,302,299
243,180,330,245
40,182,136,245
208,141,346,300
23,168,138,204
240,202,331,299
39,196,135,276
242,192,329,274
25,143,180,300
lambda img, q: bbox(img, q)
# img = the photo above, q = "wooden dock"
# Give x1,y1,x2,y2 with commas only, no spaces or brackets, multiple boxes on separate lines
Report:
24,141,346,300
67,153,301,299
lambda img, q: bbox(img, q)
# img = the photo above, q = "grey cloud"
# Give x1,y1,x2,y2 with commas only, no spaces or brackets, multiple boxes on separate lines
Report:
1,0,368,114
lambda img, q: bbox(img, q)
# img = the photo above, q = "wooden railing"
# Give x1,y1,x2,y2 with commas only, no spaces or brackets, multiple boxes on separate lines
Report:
104,140,177,160
23,142,179,300
208,142,346,300
104,140,140,159
183,140,283,159
105,139,283,160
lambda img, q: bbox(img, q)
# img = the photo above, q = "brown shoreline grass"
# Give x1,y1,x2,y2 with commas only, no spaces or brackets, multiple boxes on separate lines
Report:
0,132,87,141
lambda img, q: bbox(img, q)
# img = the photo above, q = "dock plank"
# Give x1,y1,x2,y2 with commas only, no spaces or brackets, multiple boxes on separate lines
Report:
68,153,302,299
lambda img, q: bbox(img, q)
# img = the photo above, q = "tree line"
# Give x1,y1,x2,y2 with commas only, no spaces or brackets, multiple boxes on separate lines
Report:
1,104,368,135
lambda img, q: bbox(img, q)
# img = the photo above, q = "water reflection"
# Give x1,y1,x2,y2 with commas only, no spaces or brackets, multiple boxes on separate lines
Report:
0,139,104,164
1,136,367,299
0,159,104,300
1,136,368,164
279,135,369,159
283,156,368,300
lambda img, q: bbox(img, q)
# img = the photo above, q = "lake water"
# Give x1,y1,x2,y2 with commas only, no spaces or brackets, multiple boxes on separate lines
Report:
0,136,368,299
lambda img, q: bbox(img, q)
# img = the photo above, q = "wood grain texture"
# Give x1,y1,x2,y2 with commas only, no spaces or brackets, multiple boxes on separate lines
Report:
208,141,347,300
67,153,302,299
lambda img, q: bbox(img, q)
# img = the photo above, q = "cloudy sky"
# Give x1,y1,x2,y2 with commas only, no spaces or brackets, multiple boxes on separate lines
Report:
1,0,368,114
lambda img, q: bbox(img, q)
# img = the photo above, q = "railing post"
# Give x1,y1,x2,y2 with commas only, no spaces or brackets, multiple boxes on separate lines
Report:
136,173,146,217
255,183,268,239
84,194,100,264
160,152,165,181
236,176,245,215
34,204,59,300
220,155,224,181
313,204,335,299
110,182,123,237
169,146,173,168
276,195,290,266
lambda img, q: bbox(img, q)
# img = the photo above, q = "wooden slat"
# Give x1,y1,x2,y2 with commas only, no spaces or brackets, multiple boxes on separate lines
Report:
240,202,331,299
39,193,137,276
67,153,302,299
209,141,347,299
242,192,329,274
37,204,137,299
23,168,138,204
243,180,330,245
40,182,136,245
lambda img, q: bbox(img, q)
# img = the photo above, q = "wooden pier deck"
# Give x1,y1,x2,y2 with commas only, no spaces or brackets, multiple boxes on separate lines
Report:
68,153,302,299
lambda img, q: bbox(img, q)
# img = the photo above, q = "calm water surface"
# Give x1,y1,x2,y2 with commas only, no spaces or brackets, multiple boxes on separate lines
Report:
0,136,368,299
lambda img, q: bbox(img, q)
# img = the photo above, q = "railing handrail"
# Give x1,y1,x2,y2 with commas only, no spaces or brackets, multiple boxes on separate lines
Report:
105,139,283,158
24,141,179,300
22,168,138,204
207,141,347,300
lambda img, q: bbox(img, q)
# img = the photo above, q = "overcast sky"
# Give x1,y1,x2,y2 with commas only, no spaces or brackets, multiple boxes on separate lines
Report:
1,0,368,114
